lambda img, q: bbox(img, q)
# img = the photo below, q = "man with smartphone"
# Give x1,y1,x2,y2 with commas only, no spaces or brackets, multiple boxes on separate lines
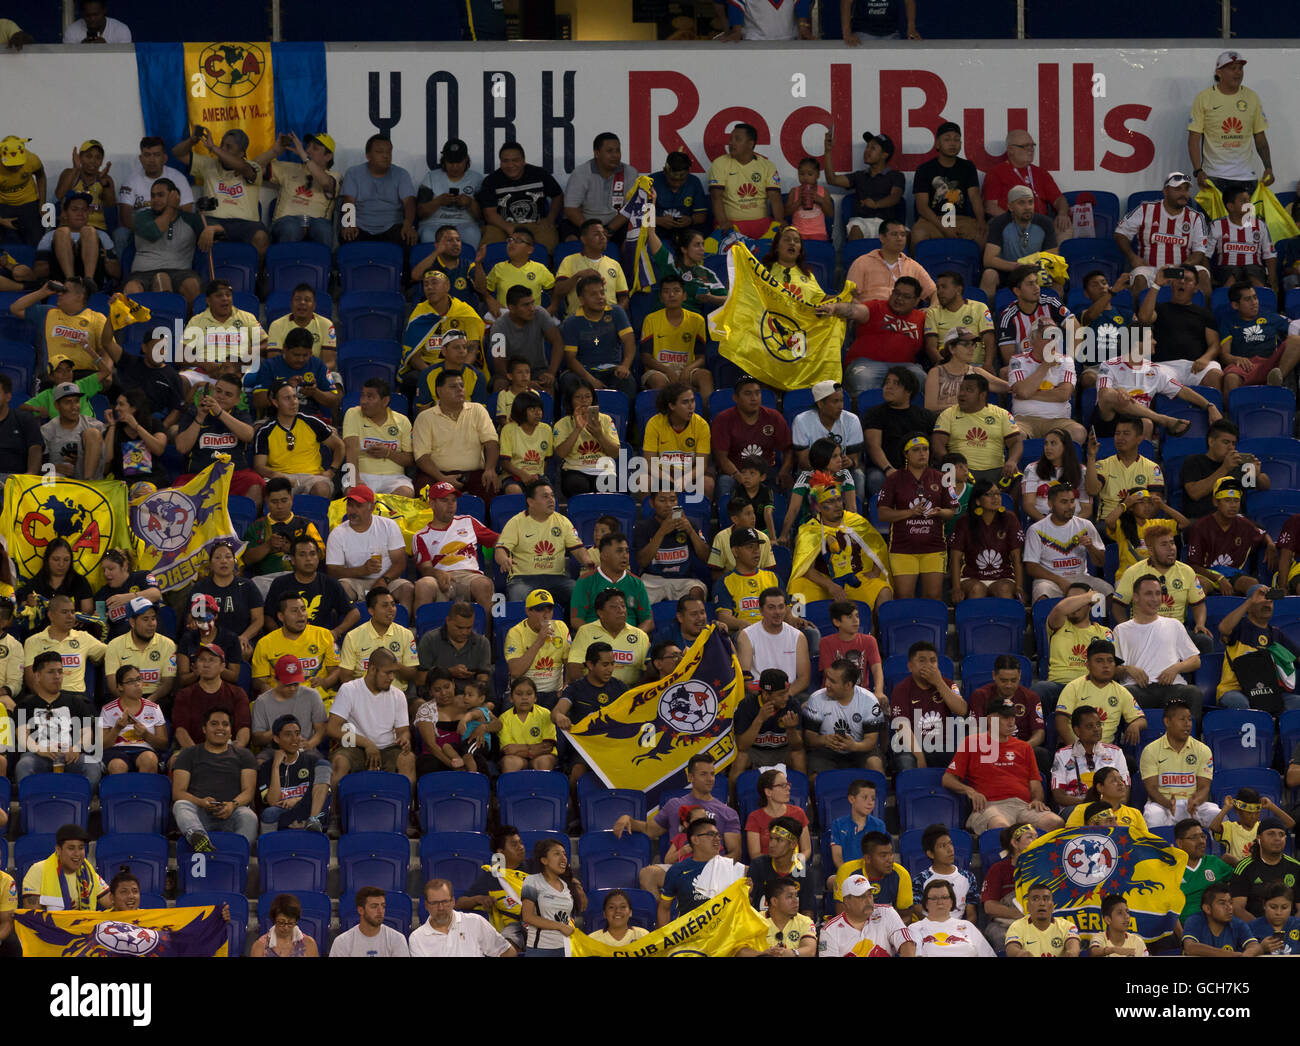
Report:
1136,264,1223,391
1115,172,1212,298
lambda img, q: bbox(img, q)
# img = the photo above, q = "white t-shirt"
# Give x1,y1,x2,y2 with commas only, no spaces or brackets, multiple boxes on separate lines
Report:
1095,359,1183,409
408,911,511,957
791,409,864,453
1022,460,1089,519
906,917,996,957
801,686,885,742
741,621,803,682
64,16,132,42
117,161,195,211
328,924,410,957
326,515,405,582
1113,615,1199,686
1023,515,1104,576
1007,351,1075,419
818,907,908,957
331,677,408,749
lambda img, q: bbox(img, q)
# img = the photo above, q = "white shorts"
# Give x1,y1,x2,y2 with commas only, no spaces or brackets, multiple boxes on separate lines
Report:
1158,358,1222,386
1131,264,1209,288
846,217,884,239
360,472,416,495
641,575,708,605
1143,798,1221,831
283,473,328,495
1031,575,1113,603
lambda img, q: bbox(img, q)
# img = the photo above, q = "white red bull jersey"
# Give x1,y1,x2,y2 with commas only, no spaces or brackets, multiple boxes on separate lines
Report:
1115,202,1209,267
1209,216,1275,267
98,697,167,751
1007,350,1076,419
412,515,498,574
1095,358,1183,408
817,907,908,957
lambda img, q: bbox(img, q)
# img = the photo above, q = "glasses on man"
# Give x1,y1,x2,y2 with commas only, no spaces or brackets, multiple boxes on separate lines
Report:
696,829,721,839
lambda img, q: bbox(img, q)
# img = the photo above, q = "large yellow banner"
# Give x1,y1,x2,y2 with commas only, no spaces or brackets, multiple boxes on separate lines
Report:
131,456,241,591
0,476,130,590
570,878,767,957
185,42,275,159
15,906,229,957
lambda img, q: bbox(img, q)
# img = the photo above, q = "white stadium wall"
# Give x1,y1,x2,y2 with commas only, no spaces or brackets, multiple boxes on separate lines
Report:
2,42,1296,202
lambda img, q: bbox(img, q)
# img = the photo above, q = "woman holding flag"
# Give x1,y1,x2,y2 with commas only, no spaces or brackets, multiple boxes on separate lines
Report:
760,226,823,303
520,837,585,957
644,224,727,313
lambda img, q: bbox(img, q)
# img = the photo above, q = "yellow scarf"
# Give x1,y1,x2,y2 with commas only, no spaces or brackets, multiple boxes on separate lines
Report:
37,852,101,911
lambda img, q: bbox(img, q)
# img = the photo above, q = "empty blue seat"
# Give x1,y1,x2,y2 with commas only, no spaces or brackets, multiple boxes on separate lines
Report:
578,831,652,893
209,242,259,293
913,237,981,287
1240,437,1300,489
338,290,407,343
842,237,881,266
955,598,1025,656
338,771,412,834
802,599,872,638
138,891,168,909
1062,190,1121,239
488,492,526,533
418,772,490,833
15,834,56,884
875,598,948,658
337,831,410,896
1059,237,1124,288
177,832,251,894
337,889,412,935
93,833,168,895
1246,490,1300,542
814,768,886,829
258,889,332,948
978,827,1006,872
1211,768,1283,809
1201,596,1245,638
256,830,331,894
99,772,171,835
498,770,568,833
1200,709,1276,771
178,892,249,956
898,787,964,831
578,784,647,833
19,773,92,834
420,831,492,898
267,241,331,297
337,340,401,390
338,241,404,293
1228,386,1295,440
567,493,636,547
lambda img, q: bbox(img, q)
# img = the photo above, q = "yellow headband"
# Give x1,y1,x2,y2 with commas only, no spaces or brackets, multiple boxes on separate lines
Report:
1011,825,1036,845
1087,810,1116,826
1214,477,1243,500
1235,801,1261,814
770,825,798,844
904,435,929,452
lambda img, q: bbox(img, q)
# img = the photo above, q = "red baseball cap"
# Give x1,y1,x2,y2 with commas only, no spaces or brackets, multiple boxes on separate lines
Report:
274,654,305,685
427,481,457,500
345,484,375,504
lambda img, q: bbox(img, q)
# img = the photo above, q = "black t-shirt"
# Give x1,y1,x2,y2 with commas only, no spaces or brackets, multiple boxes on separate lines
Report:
748,855,816,915
862,402,935,470
560,676,626,723
176,625,242,668
14,690,95,749
95,570,160,639
17,572,94,611
632,515,696,579
848,167,906,222
850,0,902,34
191,576,259,638
105,412,167,485
912,156,981,219
1180,453,1256,520
256,748,323,806
171,743,256,802
180,407,253,473
116,355,187,419
0,405,41,475
476,164,563,226
1229,855,1300,919
264,571,352,631
734,692,804,751
1151,302,1217,364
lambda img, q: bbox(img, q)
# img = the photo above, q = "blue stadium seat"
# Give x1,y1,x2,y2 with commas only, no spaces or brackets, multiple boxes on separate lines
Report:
256,830,331,894
578,784,647,833
578,831,652,893
588,887,659,931
898,827,972,880
814,768,886,829
227,494,258,543
264,290,295,323
842,238,881,266
178,892,248,957
783,387,815,427
567,493,637,548
419,831,492,899
266,241,332,297
955,598,1025,657
802,599,872,638
1229,386,1296,441
417,772,490,833
883,653,955,696
1247,491,1300,542
138,892,168,909
338,340,401,390
1193,652,1225,711
898,784,964,831
457,494,487,525
1123,190,1164,216
1201,596,1245,638
650,599,680,639
99,773,170,835
177,832,251,894
1211,768,1283,809
338,241,404,293
338,831,410,896
339,771,413,835
292,493,331,537
414,601,487,637
978,827,1006,872
495,600,528,656
960,653,1033,696
1201,709,1276,771
595,388,631,438
489,492,526,533
93,833,168,895
736,768,810,825
14,834,56,885
1240,438,1300,490
803,239,836,292
19,773,92,834
707,387,778,418
209,242,259,294
1280,709,1300,767
337,888,412,935
520,830,570,861
913,238,981,287
482,240,549,269
875,599,948,658
258,889,332,948
1059,237,1124,288
337,291,407,343
498,770,569,833
1062,191,1121,239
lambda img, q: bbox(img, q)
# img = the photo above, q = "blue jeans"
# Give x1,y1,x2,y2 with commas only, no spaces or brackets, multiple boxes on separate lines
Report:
1219,690,1300,712
15,754,102,791
272,216,334,247
173,799,259,848
845,359,926,400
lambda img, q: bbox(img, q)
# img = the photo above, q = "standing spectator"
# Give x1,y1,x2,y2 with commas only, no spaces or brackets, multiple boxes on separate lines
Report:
981,131,1071,239
258,715,330,832
876,433,954,599
0,134,45,246
911,121,987,245
712,375,793,502
802,659,888,777
417,138,483,249
329,888,410,957
410,879,514,957
841,0,921,41
1180,420,1268,521
477,142,563,250
1188,51,1273,197
259,132,337,247
171,644,251,749
63,0,130,41
174,128,269,260
721,0,811,39
1139,698,1219,829
563,133,637,242
339,135,416,246
1115,173,1211,297
1186,481,1272,597
1005,882,1082,957
980,187,1058,300
325,484,413,611
327,648,415,789
950,480,1024,601
520,838,585,956
171,707,259,851
708,122,782,241
823,130,904,237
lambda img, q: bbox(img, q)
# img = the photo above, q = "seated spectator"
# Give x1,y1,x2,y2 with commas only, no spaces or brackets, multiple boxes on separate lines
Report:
243,479,325,599
329,888,411,957
489,291,562,395
714,495,777,576
250,893,321,956
1219,281,1300,395
171,706,258,850
557,219,630,314
174,127,269,260
497,391,551,495
1005,882,1082,957
13,649,100,788
520,838,585,957
980,822,1038,950
911,121,987,244
707,122,782,242
413,668,484,774
114,136,194,257
412,224,486,316
944,697,1063,834
327,648,414,788
0,371,42,477
642,382,712,500
924,327,1005,413
1211,788,1295,865
819,873,913,957
712,375,792,502
321,483,411,609
1054,639,1147,750
185,278,264,371
558,275,636,403
39,383,103,479
1279,511,1300,596
802,658,888,777
494,478,591,605
1007,320,1085,443
121,178,201,305
1229,817,1300,921
1077,270,1134,386
33,192,118,287
566,589,650,688
712,527,783,633
114,334,186,436
171,643,252,748
412,370,499,500
1063,767,1147,831
914,824,980,923
64,0,130,42
1112,524,1208,642
979,186,1058,300
505,590,571,711
253,328,340,423
733,588,811,698
1023,484,1108,602
1209,185,1277,291
0,134,45,246
1248,883,1300,955
930,373,1023,486
416,600,491,695
401,271,486,388
571,533,653,632
789,472,891,611
951,480,1025,602
877,433,954,599
833,830,921,916
790,381,865,493
339,378,413,497
267,284,336,365
250,593,340,696
411,482,496,615
103,597,175,708
340,587,420,690
926,274,996,371
818,600,884,694
19,542,95,620
173,369,262,503
658,816,746,925
1183,883,1262,956
967,654,1047,770
885,640,965,770
1216,586,1300,712
755,876,817,953
1135,266,1223,392
982,131,1071,238
11,276,119,376
1114,578,1204,719
94,548,161,642
1086,417,1165,524
639,276,710,397
1140,698,1219,829
733,457,777,541
414,329,490,412
748,817,815,919
497,676,557,773
258,714,330,833
20,824,109,911
1179,420,1268,521
251,656,327,754
1051,702,1131,813
827,778,887,879
551,377,620,497
102,387,168,488
411,878,515,957
651,593,708,651
728,667,803,782
644,225,727,313
255,132,337,247
456,826,530,948
476,141,563,250
858,367,931,496
1187,480,1272,596
23,592,103,702
650,151,707,233
480,225,556,320
413,140,484,253
786,156,833,243
993,265,1072,367
823,130,903,239
634,489,710,606
1115,172,1211,297
745,770,811,859
175,598,241,687
1023,431,1094,529
339,134,415,247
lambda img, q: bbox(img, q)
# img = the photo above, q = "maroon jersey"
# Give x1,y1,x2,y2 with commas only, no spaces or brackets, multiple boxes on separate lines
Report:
1278,514,1300,555
968,683,1044,742
878,467,954,554
819,633,882,676
1186,514,1266,571
952,511,1024,582
711,406,792,471
890,675,963,751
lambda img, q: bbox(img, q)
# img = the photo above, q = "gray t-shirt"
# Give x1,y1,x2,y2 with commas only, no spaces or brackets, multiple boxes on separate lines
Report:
328,924,410,957
563,159,640,225
171,744,257,802
40,415,102,477
251,686,326,739
489,311,558,374
520,872,574,951
132,208,202,270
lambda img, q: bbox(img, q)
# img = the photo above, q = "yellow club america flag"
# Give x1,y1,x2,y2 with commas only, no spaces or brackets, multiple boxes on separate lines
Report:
0,476,130,590
708,242,850,391
565,624,745,816
131,455,241,592
185,42,275,158
15,905,229,957
570,878,766,957
328,492,435,550
620,174,657,293
1013,825,1188,944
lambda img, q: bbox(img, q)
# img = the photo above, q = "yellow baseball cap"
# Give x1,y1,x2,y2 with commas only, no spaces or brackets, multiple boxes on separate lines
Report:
307,132,336,155
47,354,73,371
525,589,554,610
79,139,104,154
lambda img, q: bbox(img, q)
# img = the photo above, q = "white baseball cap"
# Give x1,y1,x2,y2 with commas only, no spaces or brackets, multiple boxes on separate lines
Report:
1216,50,1246,69
841,874,879,898
811,380,842,403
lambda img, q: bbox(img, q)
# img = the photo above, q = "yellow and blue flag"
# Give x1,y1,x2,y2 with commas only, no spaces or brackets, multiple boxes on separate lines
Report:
0,476,130,590
621,174,657,294
15,906,229,957
570,878,766,957
1013,825,1188,943
327,492,435,551
564,624,745,816
131,455,241,592
708,243,850,392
